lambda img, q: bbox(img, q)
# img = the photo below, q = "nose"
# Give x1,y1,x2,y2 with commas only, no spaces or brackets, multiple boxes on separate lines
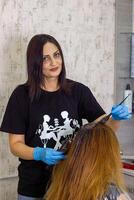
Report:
50,57,57,66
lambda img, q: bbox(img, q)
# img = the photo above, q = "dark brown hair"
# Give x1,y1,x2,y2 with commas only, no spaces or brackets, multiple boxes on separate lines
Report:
25,34,67,101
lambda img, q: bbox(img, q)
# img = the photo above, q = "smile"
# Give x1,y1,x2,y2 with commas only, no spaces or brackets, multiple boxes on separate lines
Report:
50,67,59,71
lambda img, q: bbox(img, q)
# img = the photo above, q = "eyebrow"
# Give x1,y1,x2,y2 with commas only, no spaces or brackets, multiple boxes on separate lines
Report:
43,50,60,57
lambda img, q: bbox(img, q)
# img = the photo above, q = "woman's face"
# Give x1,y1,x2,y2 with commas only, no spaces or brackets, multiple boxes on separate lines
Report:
42,42,62,80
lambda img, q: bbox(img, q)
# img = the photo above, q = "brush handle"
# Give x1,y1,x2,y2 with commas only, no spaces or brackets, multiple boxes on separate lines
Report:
118,94,131,105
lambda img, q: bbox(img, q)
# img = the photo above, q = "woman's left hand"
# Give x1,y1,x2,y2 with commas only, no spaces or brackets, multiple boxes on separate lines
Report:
111,104,132,120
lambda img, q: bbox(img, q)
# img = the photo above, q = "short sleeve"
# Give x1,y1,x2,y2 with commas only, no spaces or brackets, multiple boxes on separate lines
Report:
0,86,29,134
78,85,105,122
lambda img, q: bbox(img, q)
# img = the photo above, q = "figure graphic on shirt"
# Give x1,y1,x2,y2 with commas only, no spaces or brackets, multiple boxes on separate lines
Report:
59,111,74,137
52,118,65,150
61,111,80,136
54,111,72,150
54,111,80,149
36,111,80,150
39,115,57,147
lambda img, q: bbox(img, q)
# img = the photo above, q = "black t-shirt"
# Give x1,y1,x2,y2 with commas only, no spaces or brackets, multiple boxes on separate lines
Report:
0,80,105,197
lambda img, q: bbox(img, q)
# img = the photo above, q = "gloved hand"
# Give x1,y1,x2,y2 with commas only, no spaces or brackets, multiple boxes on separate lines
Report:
33,147,65,165
111,104,132,120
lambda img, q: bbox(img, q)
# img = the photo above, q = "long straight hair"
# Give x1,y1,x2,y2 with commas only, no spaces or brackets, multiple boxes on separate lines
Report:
25,34,67,101
45,123,125,200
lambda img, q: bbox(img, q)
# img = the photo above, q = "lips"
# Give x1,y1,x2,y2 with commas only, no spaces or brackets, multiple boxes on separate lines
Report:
50,67,59,71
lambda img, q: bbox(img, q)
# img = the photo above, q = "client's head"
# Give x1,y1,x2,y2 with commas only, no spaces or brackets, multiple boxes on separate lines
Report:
45,122,124,200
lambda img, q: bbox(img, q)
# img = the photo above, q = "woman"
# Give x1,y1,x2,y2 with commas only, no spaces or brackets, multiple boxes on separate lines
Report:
0,34,131,200
45,121,131,200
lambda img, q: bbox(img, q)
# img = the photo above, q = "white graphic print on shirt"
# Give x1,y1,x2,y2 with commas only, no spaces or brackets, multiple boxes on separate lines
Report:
35,111,80,150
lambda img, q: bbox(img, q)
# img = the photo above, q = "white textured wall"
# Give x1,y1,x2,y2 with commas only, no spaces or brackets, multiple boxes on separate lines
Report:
0,0,115,199
133,0,134,32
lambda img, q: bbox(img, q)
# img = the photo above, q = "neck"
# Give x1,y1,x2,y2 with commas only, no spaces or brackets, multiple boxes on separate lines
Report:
42,78,60,92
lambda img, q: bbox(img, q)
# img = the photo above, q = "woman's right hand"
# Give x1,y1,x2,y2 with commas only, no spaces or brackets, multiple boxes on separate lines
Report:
9,134,65,165
33,147,65,165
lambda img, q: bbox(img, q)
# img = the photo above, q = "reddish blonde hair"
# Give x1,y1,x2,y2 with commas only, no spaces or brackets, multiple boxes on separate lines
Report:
45,123,125,200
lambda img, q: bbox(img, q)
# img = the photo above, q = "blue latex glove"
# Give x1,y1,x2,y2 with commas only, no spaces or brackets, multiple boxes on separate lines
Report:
111,104,132,120
33,147,65,165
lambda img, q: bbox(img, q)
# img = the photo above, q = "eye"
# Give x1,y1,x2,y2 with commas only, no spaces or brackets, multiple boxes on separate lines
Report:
43,56,49,62
54,52,61,58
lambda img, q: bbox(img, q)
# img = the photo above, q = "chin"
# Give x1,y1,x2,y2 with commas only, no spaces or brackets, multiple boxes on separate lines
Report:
50,74,61,79
44,67,62,79
47,72,61,79
50,70,61,77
